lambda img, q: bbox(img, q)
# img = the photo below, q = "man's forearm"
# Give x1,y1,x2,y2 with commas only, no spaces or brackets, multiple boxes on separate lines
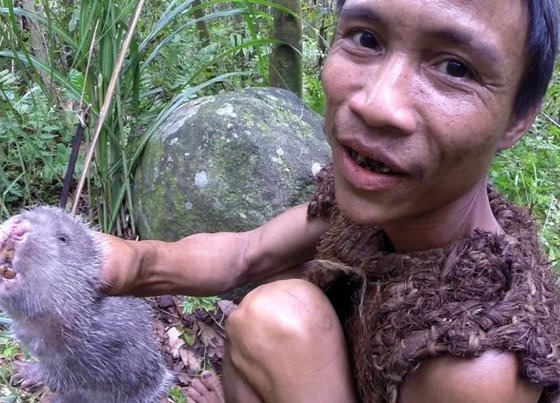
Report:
122,232,250,296
101,203,328,297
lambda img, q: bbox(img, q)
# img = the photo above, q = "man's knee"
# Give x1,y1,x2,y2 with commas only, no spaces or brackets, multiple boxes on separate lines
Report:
226,279,340,351
223,280,357,403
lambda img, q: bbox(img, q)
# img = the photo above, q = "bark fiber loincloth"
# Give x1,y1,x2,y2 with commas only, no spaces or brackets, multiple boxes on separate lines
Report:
306,164,560,403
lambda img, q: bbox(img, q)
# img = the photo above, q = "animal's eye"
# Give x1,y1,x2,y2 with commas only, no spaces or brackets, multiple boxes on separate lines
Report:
57,235,67,243
351,31,379,49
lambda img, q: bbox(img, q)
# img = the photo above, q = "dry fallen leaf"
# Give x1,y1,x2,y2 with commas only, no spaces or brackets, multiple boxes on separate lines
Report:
166,327,185,359
197,320,225,348
177,373,192,386
179,347,203,373
217,300,237,317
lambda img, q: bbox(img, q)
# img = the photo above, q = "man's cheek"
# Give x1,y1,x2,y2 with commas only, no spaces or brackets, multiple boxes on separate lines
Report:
323,107,336,146
325,122,335,147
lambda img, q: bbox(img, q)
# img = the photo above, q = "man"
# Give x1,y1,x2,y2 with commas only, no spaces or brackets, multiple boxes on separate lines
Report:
102,0,560,401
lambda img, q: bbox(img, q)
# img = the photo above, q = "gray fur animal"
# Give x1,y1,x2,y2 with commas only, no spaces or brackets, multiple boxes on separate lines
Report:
0,206,173,403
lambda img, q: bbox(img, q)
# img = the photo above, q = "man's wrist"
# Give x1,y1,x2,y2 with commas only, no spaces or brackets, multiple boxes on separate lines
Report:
126,239,157,295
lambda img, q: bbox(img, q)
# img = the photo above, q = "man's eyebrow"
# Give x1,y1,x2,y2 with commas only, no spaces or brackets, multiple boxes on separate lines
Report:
426,28,502,65
338,6,384,25
336,9,502,66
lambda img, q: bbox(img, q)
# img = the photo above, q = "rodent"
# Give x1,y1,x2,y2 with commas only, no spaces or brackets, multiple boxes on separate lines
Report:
0,206,174,403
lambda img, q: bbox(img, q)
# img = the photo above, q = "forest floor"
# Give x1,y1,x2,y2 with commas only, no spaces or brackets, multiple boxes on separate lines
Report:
153,295,235,400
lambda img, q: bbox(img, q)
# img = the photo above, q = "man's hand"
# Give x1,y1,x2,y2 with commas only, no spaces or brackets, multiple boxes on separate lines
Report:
97,233,143,295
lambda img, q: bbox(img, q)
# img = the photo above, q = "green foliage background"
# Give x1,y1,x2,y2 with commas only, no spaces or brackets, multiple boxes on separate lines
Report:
0,0,556,260
491,73,560,268
0,0,558,401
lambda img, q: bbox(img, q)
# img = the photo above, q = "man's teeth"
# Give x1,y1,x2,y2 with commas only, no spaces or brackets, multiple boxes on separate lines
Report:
350,149,395,174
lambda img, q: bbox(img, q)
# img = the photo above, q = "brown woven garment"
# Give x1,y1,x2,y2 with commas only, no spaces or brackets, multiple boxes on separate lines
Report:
306,164,560,403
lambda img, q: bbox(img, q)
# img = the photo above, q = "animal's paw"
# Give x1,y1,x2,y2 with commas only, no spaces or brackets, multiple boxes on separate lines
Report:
13,360,45,391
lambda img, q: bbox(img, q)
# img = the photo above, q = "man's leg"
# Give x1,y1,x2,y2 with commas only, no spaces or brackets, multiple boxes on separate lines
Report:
187,278,357,402
224,278,357,402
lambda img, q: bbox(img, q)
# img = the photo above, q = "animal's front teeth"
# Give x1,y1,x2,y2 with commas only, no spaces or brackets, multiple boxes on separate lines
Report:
2,249,14,262
3,268,15,279
0,264,15,279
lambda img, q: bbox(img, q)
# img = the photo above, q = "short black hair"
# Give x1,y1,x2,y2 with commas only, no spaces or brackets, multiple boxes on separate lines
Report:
517,0,559,117
335,0,559,118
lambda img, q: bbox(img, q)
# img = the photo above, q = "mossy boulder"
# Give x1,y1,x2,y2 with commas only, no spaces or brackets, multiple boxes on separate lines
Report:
133,87,331,240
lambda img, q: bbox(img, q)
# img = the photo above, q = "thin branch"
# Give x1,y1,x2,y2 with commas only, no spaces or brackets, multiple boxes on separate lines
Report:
72,0,146,216
80,19,99,109
542,112,560,129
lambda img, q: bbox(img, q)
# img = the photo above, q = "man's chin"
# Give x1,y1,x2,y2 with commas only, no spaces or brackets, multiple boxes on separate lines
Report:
335,188,395,226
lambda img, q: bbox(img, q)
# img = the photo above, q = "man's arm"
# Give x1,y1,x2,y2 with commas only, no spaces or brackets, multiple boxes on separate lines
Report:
100,203,329,296
399,350,543,403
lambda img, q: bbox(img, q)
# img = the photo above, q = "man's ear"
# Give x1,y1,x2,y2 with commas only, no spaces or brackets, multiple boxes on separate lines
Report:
497,106,540,150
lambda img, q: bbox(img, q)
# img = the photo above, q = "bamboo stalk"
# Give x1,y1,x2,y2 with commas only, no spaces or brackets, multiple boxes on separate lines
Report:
71,0,146,216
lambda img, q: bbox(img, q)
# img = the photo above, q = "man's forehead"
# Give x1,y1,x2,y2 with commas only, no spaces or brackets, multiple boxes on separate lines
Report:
339,0,526,27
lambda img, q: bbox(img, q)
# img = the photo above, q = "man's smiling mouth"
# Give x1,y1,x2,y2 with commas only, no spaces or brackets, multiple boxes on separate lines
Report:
347,147,400,175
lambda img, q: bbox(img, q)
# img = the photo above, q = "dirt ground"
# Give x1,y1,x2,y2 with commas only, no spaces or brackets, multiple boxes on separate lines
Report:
152,295,235,394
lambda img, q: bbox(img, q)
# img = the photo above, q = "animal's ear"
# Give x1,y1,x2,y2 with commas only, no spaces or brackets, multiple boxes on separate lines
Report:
497,107,540,150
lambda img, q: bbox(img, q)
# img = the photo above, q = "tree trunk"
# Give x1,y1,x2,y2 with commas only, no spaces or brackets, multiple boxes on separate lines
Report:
20,0,58,100
269,0,303,97
192,0,211,44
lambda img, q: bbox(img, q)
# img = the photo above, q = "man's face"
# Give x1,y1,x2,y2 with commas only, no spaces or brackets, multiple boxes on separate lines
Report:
322,0,533,228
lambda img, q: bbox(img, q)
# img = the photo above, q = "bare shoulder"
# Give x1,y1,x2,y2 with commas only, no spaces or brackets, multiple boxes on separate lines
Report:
399,350,543,403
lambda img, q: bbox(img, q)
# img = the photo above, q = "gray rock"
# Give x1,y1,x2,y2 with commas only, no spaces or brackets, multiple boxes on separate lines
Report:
133,87,330,240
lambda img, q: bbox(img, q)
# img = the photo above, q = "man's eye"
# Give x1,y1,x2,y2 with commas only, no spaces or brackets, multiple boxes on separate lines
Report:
351,31,378,49
439,59,472,78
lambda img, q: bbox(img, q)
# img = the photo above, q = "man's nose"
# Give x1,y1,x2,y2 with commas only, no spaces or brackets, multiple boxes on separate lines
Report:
348,55,416,135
